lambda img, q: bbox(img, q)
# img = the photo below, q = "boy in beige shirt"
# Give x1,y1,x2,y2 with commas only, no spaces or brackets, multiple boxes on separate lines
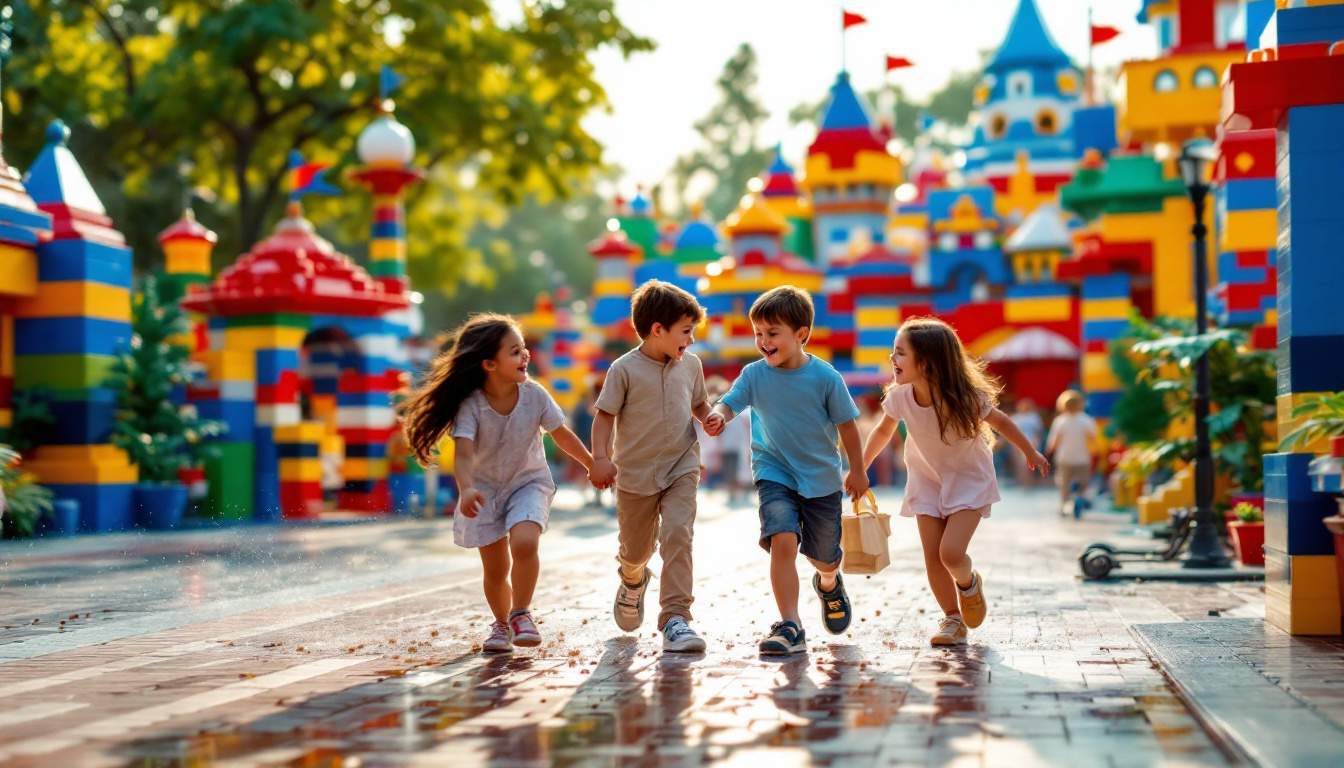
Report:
590,280,710,653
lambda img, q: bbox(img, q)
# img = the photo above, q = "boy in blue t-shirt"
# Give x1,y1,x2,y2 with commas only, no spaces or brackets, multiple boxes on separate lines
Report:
705,285,868,655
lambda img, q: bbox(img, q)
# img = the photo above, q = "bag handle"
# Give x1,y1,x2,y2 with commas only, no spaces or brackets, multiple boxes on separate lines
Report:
851,489,879,516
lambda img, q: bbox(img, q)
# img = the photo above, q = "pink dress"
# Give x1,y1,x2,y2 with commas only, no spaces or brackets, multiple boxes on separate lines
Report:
882,383,1000,519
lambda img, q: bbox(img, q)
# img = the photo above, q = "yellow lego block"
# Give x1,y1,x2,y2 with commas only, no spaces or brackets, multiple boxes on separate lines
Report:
1118,49,1244,145
222,326,307,351
1082,354,1121,390
24,444,138,484
343,457,389,480
855,348,893,367
279,458,323,482
205,350,256,383
1081,298,1131,320
1264,550,1342,635
1219,209,1277,253
165,249,212,276
369,239,405,261
592,278,634,296
0,409,11,429
855,307,900,328
1004,297,1072,323
13,281,132,321
274,422,328,443
1277,392,1333,454
310,395,338,421
0,243,38,297
1,316,13,377
802,148,903,193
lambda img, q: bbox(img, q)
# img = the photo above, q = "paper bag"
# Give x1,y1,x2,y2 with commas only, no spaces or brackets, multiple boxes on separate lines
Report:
841,490,891,574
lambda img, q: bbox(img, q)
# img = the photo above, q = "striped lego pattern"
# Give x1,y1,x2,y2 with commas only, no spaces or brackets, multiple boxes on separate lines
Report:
1212,129,1277,349
1077,274,1131,419
276,421,325,519
191,350,257,521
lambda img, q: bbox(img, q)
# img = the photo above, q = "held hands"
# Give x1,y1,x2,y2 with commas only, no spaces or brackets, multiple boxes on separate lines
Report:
458,488,486,518
589,457,618,490
1025,448,1051,476
844,467,870,502
703,412,725,437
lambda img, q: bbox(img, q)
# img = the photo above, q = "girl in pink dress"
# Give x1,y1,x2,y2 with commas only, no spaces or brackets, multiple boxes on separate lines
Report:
862,317,1049,646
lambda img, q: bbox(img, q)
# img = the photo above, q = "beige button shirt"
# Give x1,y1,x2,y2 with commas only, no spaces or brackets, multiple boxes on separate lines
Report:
595,348,708,496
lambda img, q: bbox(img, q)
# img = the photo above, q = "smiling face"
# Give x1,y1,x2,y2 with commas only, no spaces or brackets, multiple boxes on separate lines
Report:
891,330,921,385
646,314,697,362
754,319,809,369
483,327,530,383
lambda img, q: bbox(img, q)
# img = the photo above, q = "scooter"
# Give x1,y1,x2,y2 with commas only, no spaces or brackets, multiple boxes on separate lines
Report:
1078,507,1196,579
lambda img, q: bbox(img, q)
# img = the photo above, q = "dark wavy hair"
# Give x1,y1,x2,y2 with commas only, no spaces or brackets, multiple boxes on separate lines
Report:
889,316,1001,444
402,313,520,466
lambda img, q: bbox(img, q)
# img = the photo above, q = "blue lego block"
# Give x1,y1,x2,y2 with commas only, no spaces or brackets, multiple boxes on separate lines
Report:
1081,274,1131,300
933,288,973,314
336,390,392,407
929,251,1010,292
276,442,320,458
345,443,389,458
1221,178,1277,212
311,316,402,336
253,473,282,522
35,239,133,288
828,313,855,332
1277,334,1344,395
1274,4,1344,46
343,479,379,494
46,482,134,533
1264,453,1322,501
1263,495,1337,556
1071,105,1118,156
857,330,896,347
195,400,255,440
370,220,405,239
47,390,118,444
1085,390,1121,418
1216,252,1268,284
1006,283,1072,299
1247,0,1275,48
591,296,632,327
255,350,301,385
388,472,419,515
1082,319,1130,341
339,356,398,376
928,186,997,224
13,317,131,356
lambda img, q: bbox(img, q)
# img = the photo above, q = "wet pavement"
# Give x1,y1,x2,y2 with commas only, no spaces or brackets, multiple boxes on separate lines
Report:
0,487,1265,766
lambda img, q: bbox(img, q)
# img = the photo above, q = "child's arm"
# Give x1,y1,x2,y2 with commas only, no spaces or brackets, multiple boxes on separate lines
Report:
703,402,734,436
548,425,593,470
986,408,1050,475
838,419,870,501
862,414,900,471
452,437,486,517
692,399,712,424
590,410,618,488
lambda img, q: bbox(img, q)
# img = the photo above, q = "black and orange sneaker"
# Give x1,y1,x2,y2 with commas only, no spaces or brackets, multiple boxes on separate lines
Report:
812,572,853,634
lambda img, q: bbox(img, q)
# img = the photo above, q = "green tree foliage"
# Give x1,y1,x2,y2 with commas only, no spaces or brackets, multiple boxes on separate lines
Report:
106,277,223,484
0,443,54,538
4,0,652,290
669,43,771,220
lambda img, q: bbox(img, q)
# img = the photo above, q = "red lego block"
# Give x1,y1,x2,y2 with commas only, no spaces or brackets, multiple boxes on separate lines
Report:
1237,250,1270,268
1224,49,1344,130
1252,325,1277,350
1216,129,1277,181
338,370,401,394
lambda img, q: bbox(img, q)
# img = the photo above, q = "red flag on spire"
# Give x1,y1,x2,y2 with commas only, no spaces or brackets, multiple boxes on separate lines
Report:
885,55,914,71
843,10,867,29
1090,24,1121,45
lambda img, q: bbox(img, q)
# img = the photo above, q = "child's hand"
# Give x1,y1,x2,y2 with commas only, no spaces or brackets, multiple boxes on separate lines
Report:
1025,448,1050,476
590,457,618,489
703,412,725,437
459,488,486,518
844,467,870,502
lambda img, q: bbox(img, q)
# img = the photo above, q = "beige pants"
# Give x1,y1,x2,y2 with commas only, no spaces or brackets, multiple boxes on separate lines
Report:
616,471,698,629
1056,464,1091,500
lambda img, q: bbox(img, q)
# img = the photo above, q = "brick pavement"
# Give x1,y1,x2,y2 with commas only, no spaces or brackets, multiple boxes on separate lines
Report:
0,488,1261,766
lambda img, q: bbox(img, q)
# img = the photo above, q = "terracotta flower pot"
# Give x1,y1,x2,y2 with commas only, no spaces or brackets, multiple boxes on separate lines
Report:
1229,520,1265,566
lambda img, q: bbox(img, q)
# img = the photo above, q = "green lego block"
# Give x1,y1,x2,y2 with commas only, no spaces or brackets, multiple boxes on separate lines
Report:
14,354,118,390
203,442,255,521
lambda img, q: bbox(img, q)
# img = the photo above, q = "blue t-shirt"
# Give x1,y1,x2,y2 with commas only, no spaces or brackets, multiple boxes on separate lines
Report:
720,355,860,498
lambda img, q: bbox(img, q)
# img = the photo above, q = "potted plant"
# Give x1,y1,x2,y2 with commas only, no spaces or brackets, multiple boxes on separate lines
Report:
0,444,56,538
107,277,221,531
1228,502,1265,567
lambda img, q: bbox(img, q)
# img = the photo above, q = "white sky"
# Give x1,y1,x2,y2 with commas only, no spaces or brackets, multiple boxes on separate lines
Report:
580,0,1158,195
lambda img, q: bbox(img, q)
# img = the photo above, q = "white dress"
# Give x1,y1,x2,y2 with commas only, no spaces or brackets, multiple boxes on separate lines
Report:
883,384,1000,519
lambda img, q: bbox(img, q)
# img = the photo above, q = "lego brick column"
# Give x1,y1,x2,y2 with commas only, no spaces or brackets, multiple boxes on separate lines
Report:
0,315,12,431
191,349,255,521
1078,275,1131,420
334,318,400,513
1212,129,1278,350
0,119,50,433
156,210,216,356
16,121,136,531
275,421,324,519
1224,2,1344,634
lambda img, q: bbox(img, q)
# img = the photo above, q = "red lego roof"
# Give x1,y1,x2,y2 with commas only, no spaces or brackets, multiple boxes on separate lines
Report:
587,231,642,259
158,209,218,245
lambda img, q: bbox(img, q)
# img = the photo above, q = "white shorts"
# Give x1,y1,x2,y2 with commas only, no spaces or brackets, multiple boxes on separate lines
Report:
453,480,555,548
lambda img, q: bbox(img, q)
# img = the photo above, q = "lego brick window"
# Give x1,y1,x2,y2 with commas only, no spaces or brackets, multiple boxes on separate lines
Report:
1007,72,1031,99
938,233,958,252
973,231,994,250
829,228,850,244
1056,70,1080,96
1191,66,1218,89
1154,69,1179,93
1036,108,1059,136
988,113,1008,140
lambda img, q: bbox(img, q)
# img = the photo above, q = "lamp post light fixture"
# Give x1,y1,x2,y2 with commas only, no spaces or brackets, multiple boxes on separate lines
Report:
1178,139,1231,569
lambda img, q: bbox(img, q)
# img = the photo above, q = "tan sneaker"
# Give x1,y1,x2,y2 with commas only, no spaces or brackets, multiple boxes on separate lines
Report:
930,615,968,646
958,571,987,628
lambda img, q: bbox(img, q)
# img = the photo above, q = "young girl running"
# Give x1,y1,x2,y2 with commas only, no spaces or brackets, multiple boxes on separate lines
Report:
403,314,595,653
862,317,1049,646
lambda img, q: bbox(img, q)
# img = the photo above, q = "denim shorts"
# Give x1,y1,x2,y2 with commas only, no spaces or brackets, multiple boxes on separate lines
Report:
756,479,843,565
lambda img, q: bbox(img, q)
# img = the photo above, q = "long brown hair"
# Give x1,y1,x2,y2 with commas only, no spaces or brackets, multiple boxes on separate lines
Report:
402,313,520,466
889,316,1001,444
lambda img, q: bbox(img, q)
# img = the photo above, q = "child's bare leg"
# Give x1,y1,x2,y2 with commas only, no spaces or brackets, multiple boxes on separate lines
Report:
805,556,840,591
769,532,802,624
939,508,985,589
916,515,959,615
507,522,542,611
479,538,512,622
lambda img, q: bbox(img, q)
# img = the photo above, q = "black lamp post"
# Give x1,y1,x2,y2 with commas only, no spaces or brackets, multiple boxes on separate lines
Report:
1178,139,1231,569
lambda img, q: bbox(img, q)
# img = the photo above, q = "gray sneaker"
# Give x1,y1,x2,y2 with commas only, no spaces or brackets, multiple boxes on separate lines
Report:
613,568,653,632
661,616,706,653
481,620,512,654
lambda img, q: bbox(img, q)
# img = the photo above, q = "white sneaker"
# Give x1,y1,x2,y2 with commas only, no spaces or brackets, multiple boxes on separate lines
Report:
481,620,512,653
662,616,706,653
613,568,653,632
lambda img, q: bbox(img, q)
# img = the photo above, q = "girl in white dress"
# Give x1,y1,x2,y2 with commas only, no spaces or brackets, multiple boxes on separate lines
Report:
403,314,594,653
862,317,1049,646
